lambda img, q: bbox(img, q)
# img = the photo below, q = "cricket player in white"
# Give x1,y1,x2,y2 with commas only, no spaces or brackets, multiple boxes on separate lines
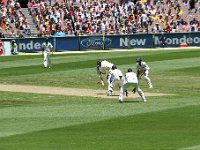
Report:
97,60,114,87
119,68,146,103
41,38,53,68
108,65,123,96
136,57,153,88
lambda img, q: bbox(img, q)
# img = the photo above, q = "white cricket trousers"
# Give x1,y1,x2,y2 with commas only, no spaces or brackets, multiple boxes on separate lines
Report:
143,70,153,88
108,76,123,92
44,52,51,68
119,83,146,102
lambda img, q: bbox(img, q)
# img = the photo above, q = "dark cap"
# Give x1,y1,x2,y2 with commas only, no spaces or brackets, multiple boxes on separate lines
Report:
112,65,117,70
97,60,101,66
136,57,142,62
127,68,132,72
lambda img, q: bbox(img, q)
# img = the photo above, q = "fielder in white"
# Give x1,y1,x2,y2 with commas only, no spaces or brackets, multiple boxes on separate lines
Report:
41,38,54,68
136,57,153,88
119,68,146,103
96,60,114,87
107,65,123,96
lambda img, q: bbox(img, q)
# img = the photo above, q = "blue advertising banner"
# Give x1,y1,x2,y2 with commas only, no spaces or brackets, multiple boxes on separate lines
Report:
2,37,79,52
106,34,153,49
1,32,200,52
79,36,110,50
154,32,200,47
55,36,79,51
79,34,154,50
12,38,52,53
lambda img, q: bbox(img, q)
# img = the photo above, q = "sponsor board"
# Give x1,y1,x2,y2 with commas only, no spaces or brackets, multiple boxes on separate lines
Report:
154,33,200,47
16,38,50,52
2,32,200,52
0,41,11,56
16,37,79,52
18,41,41,51
106,34,153,49
80,36,112,50
120,37,146,46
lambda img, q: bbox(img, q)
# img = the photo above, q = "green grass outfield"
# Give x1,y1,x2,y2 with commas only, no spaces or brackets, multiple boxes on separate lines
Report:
0,48,200,150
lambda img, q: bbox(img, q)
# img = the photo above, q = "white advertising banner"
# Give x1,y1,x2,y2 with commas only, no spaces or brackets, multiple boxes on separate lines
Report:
0,41,11,56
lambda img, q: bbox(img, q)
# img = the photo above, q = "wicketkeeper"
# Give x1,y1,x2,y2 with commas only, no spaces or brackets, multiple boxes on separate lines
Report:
108,65,124,97
119,68,146,103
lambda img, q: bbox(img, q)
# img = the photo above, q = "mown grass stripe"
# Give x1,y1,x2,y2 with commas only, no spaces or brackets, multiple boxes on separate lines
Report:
0,48,200,149
1,50,200,76
0,105,200,150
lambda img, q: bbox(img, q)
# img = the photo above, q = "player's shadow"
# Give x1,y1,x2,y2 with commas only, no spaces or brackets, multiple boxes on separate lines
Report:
96,93,105,95
96,93,142,103
96,93,119,97
123,100,141,103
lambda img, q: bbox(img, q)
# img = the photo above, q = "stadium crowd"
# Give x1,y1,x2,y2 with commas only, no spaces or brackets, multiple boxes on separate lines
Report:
0,0,200,38
0,0,29,38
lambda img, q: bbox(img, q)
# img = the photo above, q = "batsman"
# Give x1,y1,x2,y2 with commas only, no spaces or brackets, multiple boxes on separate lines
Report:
96,60,114,87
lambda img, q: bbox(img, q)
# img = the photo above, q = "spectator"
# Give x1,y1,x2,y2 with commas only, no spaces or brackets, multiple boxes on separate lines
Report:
54,28,66,37
16,31,24,38
0,27,5,38
9,28,16,38
0,0,199,37
163,22,172,33
23,22,31,35
152,22,162,33
190,24,198,32
181,22,191,32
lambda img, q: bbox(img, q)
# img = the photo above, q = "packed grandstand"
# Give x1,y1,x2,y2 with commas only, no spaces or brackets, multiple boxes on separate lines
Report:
0,0,199,38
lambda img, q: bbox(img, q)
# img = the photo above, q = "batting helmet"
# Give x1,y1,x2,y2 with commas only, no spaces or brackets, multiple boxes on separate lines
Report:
112,65,117,70
97,60,101,66
127,68,132,72
136,57,142,62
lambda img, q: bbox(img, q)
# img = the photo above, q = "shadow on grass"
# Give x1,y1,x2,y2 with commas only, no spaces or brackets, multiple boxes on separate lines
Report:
123,100,141,103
